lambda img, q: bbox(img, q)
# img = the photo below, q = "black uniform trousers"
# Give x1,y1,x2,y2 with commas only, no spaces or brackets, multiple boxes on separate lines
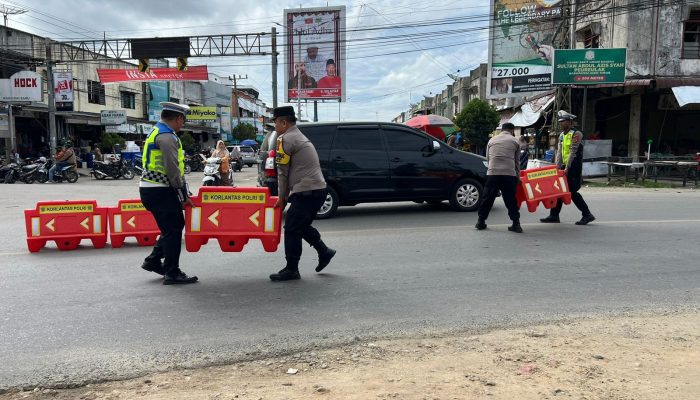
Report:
284,189,327,269
140,187,185,277
477,175,520,222
548,166,591,217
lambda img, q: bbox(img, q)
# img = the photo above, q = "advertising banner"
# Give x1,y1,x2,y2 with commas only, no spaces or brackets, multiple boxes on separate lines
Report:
284,6,346,102
100,110,128,125
552,48,627,85
488,0,563,98
220,106,232,135
147,82,169,122
187,106,217,121
97,65,208,84
53,70,74,112
0,71,43,102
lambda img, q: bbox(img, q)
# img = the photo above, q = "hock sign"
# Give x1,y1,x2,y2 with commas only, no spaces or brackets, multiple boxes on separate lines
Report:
0,71,43,102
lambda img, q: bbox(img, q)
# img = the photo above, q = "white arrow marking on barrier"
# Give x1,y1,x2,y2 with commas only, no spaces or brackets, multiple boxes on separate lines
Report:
80,217,90,230
127,216,136,229
45,218,56,232
249,210,260,227
535,183,542,194
208,210,220,227
554,180,560,191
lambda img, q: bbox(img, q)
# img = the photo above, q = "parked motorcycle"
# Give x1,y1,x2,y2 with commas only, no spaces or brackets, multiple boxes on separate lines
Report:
91,155,135,180
41,158,79,183
16,157,46,184
201,156,232,186
0,160,20,183
187,153,203,172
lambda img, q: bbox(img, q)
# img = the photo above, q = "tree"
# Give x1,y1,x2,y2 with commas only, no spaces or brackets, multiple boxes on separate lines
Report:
232,123,257,142
99,132,125,153
453,99,500,155
179,132,195,153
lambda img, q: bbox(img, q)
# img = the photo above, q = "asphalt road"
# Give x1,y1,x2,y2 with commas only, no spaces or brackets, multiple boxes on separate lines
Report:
1,168,699,391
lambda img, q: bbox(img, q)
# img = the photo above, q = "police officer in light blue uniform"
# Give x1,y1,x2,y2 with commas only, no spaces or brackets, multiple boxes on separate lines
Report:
139,102,198,285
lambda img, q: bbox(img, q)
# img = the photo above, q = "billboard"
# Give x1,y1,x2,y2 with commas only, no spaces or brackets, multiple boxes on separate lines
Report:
100,110,127,125
487,0,563,98
552,48,627,85
284,6,346,102
187,106,217,121
54,70,74,112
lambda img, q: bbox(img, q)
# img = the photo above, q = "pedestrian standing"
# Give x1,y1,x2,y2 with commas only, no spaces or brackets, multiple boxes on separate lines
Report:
269,106,336,281
139,102,198,285
475,122,523,233
540,111,595,225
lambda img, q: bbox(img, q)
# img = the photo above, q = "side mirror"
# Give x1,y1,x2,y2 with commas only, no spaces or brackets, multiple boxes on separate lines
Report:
432,140,441,151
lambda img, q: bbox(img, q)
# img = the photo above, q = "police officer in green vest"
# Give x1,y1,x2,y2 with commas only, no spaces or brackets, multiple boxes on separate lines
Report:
540,110,596,225
140,102,198,284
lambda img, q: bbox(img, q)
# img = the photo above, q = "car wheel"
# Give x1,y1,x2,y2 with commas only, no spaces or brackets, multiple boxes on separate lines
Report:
246,163,253,168
316,186,339,219
449,178,482,212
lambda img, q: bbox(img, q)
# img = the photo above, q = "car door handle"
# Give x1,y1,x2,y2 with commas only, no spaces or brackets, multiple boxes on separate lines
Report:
391,157,401,162
334,156,345,162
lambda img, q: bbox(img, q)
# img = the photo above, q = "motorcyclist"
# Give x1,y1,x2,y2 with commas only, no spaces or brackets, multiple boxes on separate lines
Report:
47,141,76,183
210,140,232,186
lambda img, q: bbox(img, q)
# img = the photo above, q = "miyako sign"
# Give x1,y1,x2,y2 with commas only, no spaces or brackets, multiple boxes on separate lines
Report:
552,48,627,85
187,106,217,121
100,110,128,125
0,71,43,102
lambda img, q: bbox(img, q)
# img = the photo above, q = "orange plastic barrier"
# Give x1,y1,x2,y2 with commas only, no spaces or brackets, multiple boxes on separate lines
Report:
516,166,572,212
185,187,282,252
107,199,160,248
24,200,108,252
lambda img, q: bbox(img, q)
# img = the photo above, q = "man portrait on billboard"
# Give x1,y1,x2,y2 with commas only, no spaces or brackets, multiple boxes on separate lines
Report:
317,59,341,89
288,59,317,89
304,45,328,82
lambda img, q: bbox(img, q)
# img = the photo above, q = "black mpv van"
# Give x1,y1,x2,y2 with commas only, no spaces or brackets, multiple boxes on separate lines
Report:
287,122,487,219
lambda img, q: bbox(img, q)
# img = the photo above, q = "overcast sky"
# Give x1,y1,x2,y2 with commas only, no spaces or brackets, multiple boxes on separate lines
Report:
5,0,490,122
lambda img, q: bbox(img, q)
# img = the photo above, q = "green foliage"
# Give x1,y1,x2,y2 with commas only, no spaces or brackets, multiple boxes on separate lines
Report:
453,99,500,153
179,132,196,153
99,133,125,153
232,123,257,142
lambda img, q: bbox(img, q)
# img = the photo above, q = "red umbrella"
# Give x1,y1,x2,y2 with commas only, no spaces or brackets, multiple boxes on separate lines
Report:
404,115,456,141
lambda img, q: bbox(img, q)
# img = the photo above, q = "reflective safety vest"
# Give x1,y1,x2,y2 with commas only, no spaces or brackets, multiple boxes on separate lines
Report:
560,130,575,164
141,122,185,185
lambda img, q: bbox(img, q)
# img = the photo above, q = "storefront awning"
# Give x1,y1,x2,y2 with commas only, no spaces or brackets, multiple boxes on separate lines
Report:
671,86,700,107
508,94,555,127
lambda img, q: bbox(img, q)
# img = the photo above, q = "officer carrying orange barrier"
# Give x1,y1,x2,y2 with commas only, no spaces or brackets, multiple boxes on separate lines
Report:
185,186,282,253
24,200,108,252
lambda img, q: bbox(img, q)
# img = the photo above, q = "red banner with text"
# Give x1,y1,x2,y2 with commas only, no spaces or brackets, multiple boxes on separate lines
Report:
97,66,209,84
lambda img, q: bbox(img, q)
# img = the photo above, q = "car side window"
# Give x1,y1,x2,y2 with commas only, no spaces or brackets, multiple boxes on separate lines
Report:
383,128,430,152
335,128,382,151
303,127,334,151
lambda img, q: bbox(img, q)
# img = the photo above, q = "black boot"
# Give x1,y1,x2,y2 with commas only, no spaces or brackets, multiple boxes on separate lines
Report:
575,214,596,225
269,267,301,281
311,240,336,273
141,260,165,276
508,221,523,233
475,219,487,230
539,216,560,223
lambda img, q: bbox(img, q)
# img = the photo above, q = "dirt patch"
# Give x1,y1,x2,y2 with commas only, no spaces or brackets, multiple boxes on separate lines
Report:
4,311,699,400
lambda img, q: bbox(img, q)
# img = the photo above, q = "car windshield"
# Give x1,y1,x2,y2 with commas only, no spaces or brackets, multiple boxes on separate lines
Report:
239,146,254,153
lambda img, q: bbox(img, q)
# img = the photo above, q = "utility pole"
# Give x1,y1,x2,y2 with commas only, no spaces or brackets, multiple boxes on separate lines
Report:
230,74,248,128
45,40,58,154
271,27,278,108
1,5,27,158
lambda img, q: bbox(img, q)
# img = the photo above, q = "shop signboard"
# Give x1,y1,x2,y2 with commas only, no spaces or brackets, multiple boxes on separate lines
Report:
0,71,43,102
100,110,128,125
284,6,346,102
552,48,627,85
187,106,217,121
487,0,563,98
